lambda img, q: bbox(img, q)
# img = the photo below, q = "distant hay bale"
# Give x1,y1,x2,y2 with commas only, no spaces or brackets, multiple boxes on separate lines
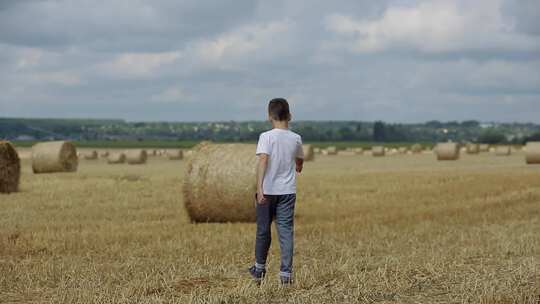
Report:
107,152,126,164
313,147,321,154
525,142,540,164
326,146,337,155
435,142,460,161
83,150,98,160
411,144,423,153
32,141,78,174
398,147,408,154
479,144,489,152
372,146,385,157
337,150,355,156
321,149,329,155
0,141,21,194
167,149,184,160
302,145,314,161
495,146,511,156
466,143,479,154
125,149,147,165
183,143,257,222
100,151,109,158
353,147,364,155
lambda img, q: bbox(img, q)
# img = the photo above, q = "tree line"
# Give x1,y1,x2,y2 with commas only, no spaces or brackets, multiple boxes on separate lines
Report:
1,118,539,144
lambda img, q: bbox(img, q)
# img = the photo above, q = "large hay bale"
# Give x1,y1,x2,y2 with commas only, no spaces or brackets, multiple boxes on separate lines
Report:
495,146,511,156
466,143,479,154
411,144,423,153
435,142,460,161
32,141,78,174
125,149,147,165
183,143,257,222
83,150,98,160
326,146,337,155
525,142,540,164
0,141,21,194
302,144,314,161
372,146,385,157
107,152,126,164
167,149,184,160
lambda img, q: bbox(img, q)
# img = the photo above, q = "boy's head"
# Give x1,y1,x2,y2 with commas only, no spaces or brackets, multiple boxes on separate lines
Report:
268,98,291,122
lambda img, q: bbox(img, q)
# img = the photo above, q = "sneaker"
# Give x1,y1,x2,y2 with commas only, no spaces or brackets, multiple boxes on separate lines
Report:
248,266,266,284
280,276,293,285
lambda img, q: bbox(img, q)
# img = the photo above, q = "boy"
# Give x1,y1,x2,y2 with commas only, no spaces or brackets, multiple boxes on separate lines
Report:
249,98,304,285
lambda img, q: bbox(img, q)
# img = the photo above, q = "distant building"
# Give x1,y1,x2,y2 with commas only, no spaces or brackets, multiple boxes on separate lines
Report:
15,135,36,141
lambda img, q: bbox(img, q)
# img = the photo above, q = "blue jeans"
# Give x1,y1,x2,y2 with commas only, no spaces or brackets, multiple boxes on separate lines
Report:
255,194,296,278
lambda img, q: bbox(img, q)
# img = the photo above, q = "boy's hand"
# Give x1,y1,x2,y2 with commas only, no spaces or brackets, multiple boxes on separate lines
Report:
256,188,267,204
295,158,304,173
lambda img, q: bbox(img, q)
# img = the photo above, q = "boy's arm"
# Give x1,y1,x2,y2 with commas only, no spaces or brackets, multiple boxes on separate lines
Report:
256,154,269,204
295,158,304,173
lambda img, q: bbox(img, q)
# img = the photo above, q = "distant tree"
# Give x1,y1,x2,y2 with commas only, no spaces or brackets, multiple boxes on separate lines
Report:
478,129,506,144
373,121,386,142
525,132,540,142
338,127,354,141
461,120,480,128
425,120,442,128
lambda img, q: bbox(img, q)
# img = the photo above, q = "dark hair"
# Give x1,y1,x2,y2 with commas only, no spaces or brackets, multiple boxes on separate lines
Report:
268,98,290,121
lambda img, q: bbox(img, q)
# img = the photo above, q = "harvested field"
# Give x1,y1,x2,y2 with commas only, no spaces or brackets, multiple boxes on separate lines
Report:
0,151,539,303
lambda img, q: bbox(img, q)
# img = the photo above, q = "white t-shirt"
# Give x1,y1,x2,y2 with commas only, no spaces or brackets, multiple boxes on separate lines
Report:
256,128,304,195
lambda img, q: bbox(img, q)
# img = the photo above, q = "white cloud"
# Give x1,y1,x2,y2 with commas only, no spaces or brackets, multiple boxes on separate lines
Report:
188,21,292,66
30,71,81,86
97,51,181,79
150,86,188,104
325,0,540,54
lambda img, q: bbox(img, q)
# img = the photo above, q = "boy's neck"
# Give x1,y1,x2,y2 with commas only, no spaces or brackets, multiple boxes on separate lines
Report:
272,120,289,130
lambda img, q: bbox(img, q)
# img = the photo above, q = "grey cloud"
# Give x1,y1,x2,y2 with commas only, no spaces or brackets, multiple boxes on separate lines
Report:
0,0,539,123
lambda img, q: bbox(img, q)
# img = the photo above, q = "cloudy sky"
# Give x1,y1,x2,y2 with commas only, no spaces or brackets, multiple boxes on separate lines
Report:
0,0,539,122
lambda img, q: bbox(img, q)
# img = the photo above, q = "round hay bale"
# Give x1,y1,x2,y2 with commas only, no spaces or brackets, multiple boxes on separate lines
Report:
32,141,78,174
326,146,337,155
525,142,540,164
398,147,408,154
495,146,511,156
435,142,459,161
107,152,126,164
184,143,257,222
167,149,184,160
83,150,98,160
313,147,321,154
100,151,109,158
337,150,356,156
479,144,489,152
353,147,364,155
372,146,385,157
302,144,314,161
321,149,329,156
411,144,423,153
466,143,479,154
125,149,147,165
0,141,21,194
